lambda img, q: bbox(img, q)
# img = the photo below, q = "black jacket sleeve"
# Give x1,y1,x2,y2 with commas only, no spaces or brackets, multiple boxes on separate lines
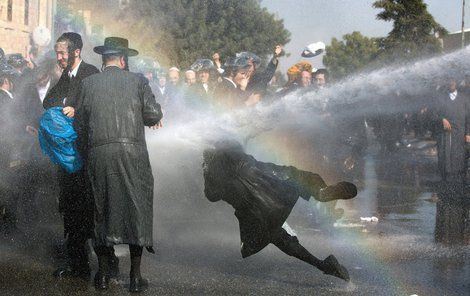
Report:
43,72,69,109
466,93,470,136
66,63,100,108
247,57,278,95
140,77,163,126
74,80,89,158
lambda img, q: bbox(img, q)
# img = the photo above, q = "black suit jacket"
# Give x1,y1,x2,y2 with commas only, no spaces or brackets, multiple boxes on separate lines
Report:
0,89,12,108
247,57,278,96
17,75,56,128
432,89,470,176
0,89,15,130
0,90,15,167
214,78,247,108
185,82,216,108
0,89,13,130
43,61,99,109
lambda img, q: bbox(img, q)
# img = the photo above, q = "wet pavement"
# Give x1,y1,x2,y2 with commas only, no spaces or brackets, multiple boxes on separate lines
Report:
1,136,469,295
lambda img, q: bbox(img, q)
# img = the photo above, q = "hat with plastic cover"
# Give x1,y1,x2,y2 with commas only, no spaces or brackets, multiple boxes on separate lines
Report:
224,56,250,70
301,42,326,58
6,53,27,68
0,61,20,78
236,52,261,67
287,61,312,83
130,56,160,73
223,57,236,68
156,68,168,78
190,59,216,72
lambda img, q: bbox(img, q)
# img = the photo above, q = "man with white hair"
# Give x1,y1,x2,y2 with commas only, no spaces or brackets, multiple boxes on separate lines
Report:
168,67,180,86
184,70,196,86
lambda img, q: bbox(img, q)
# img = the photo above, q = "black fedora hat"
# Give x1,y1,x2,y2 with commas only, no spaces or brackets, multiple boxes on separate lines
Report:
93,37,139,56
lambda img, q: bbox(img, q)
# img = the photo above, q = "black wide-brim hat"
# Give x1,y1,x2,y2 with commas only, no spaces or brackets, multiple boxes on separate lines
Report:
0,62,20,77
93,37,139,57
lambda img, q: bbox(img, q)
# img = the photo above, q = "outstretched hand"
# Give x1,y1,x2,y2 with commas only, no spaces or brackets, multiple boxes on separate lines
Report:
442,118,451,131
151,120,163,130
274,45,283,57
26,125,38,136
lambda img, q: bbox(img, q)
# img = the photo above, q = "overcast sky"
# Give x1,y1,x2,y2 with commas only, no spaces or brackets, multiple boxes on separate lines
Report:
261,0,467,71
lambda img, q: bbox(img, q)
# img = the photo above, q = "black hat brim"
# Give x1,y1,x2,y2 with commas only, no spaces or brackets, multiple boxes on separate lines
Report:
301,49,324,58
93,46,139,57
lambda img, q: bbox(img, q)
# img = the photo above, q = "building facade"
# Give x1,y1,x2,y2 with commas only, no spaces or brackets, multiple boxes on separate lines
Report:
0,0,54,56
443,29,470,53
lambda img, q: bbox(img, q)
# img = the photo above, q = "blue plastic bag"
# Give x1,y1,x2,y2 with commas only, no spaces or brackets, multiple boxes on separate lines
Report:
38,107,83,173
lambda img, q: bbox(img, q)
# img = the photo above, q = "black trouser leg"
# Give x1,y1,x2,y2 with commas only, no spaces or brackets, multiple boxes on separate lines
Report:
94,246,114,275
292,170,327,199
67,232,90,273
272,228,350,281
129,245,143,278
271,229,323,270
128,245,148,292
93,246,113,289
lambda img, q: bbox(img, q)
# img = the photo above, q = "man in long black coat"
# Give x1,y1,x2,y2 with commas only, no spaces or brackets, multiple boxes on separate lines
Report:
213,57,250,109
0,62,19,229
203,141,357,281
0,62,16,164
42,32,101,278
244,45,282,98
432,78,470,195
76,37,163,292
186,59,217,109
18,59,59,134
8,60,61,229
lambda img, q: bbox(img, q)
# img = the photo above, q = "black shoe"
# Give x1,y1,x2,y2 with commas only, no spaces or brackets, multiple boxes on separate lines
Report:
318,182,357,202
109,255,120,278
129,276,148,293
94,272,110,290
321,255,350,281
53,266,74,278
53,265,90,279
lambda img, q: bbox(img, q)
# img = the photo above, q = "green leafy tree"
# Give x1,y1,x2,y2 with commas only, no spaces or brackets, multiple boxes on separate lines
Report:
119,0,290,68
323,32,380,80
373,0,447,60
323,1,447,79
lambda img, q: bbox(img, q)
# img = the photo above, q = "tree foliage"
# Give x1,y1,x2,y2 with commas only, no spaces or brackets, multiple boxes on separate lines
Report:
373,0,447,60
323,0,447,79
323,32,379,80
118,0,290,68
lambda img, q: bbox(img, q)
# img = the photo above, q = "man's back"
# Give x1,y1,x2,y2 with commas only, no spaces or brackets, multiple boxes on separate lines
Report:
79,66,162,148
79,62,162,258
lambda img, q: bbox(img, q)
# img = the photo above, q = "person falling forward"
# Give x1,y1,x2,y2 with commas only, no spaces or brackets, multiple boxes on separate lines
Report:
203,141,357,281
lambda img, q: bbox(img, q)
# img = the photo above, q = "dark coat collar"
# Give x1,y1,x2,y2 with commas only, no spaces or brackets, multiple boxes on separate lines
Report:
103,65,122,72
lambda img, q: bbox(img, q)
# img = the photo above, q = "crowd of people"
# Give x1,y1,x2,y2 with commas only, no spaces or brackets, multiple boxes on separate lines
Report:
135,47,331,112
0,30,469,292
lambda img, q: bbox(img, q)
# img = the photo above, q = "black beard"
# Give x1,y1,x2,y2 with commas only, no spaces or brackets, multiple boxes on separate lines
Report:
123,55,129,71
66,59,74,71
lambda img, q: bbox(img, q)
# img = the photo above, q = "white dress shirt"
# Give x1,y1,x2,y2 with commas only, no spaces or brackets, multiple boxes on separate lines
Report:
158,86,166,96
2,89,13,99
449,90,458,101
37,79,51,103
68,59,82,78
